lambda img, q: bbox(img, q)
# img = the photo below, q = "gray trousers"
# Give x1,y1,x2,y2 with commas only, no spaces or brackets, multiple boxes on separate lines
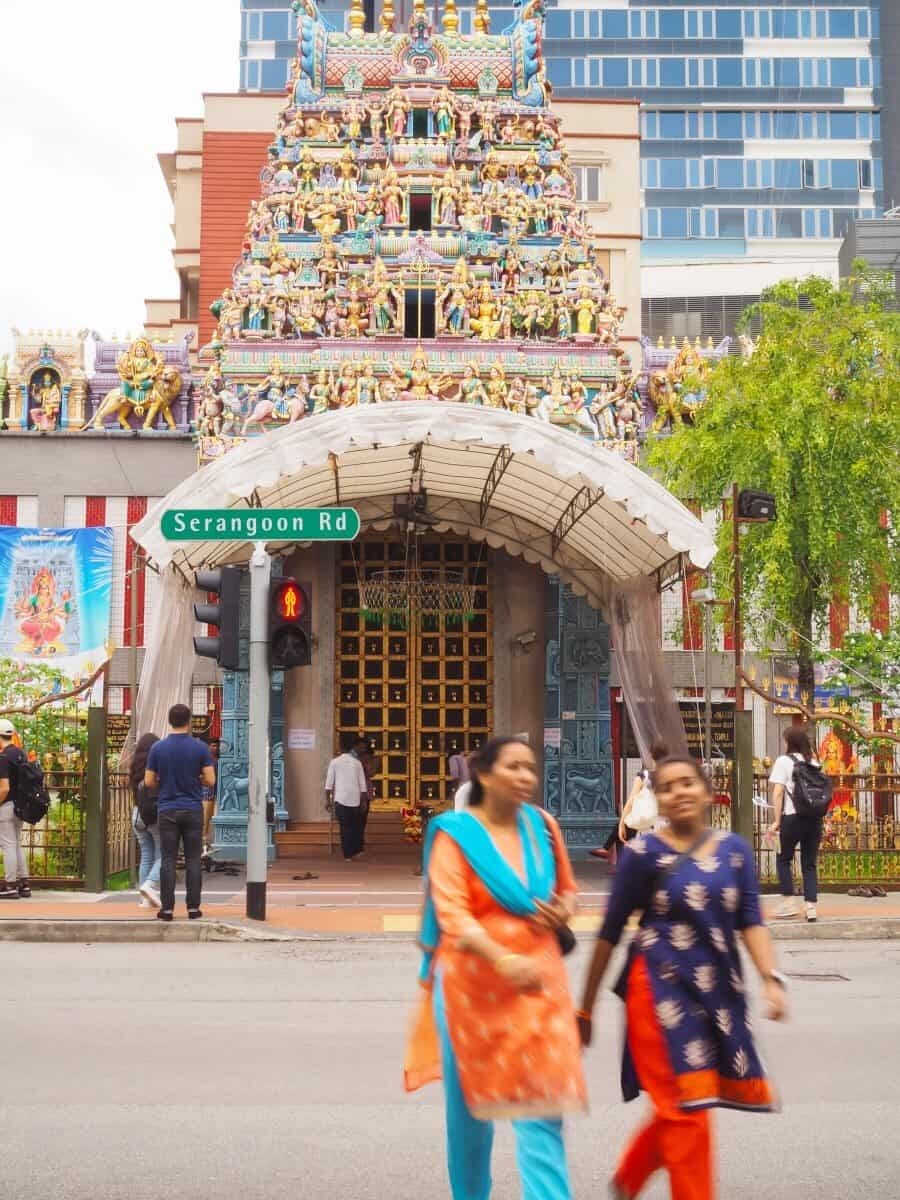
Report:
0,801,28,882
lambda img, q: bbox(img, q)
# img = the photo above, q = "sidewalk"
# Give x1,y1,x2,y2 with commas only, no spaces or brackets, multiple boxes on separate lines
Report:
3,855,900,939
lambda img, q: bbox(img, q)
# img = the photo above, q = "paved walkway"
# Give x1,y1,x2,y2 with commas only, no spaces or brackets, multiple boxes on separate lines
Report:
4,855,900,935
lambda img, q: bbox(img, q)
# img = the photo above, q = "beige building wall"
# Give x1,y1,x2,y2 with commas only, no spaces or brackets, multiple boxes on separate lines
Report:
556,99,642,356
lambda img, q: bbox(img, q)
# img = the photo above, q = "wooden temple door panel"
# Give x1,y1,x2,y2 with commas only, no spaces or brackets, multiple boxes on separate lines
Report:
335,537,492,811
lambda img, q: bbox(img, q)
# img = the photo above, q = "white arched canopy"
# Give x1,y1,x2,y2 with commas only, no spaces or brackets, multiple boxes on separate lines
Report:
133,404,715,604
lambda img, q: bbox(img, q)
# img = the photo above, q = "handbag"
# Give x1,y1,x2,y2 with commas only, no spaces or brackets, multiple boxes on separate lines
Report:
625,776,658,832
535,807,576,956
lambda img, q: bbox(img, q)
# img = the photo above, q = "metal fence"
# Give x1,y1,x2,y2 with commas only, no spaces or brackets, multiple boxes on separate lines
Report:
20,768,86,884
105,772,135,880
753,771,900,886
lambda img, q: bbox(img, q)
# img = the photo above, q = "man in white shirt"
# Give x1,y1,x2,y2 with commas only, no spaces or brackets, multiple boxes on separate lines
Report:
326,735,369,861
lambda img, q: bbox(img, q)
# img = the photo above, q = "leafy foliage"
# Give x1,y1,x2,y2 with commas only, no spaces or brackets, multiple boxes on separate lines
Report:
0,658,88,759
819,623,900,718
646,269,900,703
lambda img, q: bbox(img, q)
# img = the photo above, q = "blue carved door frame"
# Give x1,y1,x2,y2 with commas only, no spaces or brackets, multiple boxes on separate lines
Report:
543,578,615,860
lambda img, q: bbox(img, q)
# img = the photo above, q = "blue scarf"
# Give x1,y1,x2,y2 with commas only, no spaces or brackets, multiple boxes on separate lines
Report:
417,804,557,982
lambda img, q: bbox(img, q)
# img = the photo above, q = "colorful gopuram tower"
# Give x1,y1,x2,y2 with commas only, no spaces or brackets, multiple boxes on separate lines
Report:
197,0,642,463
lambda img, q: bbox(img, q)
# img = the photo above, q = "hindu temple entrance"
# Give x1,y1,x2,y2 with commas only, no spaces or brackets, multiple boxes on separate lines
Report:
335,535,492,810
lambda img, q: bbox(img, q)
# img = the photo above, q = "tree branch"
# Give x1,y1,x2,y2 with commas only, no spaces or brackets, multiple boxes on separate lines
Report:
739,671,900,746
0,664,106,717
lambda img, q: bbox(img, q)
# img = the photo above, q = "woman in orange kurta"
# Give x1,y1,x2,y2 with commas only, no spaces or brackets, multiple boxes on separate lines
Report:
404,737,587,1200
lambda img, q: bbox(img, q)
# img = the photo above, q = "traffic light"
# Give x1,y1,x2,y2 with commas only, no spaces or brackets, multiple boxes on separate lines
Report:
270,577,311,669
193,567,241,670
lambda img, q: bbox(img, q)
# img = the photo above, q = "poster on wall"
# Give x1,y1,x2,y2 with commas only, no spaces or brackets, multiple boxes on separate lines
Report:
0,527,114,676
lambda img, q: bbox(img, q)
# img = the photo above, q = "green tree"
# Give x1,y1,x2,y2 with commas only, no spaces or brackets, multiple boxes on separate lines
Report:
0,658,90,758
646,269,900,706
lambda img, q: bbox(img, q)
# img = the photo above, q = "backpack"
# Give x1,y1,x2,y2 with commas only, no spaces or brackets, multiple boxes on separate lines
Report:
625,772,658,832
791,757,832,818
136,781,158,829
9,751,51,825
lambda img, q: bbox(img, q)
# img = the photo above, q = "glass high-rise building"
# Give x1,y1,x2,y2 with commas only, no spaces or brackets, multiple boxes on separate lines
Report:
239,1,884,341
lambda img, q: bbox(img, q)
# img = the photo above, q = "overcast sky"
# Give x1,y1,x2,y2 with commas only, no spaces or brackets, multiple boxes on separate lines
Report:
0,2,240,360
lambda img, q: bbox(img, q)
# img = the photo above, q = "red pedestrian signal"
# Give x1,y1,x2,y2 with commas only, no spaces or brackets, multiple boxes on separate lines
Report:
270,578,311,669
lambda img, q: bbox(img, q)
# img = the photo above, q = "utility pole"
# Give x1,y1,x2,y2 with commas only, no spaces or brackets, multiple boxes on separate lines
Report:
246,543,272,920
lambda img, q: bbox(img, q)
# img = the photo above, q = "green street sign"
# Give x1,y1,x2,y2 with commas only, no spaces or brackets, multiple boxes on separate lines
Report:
161,507,361,542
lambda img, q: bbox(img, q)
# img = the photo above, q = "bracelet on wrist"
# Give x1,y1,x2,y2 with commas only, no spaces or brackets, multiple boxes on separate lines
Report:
767,970,788,991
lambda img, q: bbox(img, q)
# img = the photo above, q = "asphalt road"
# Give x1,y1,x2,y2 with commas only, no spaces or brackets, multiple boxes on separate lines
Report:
8,939,900,1199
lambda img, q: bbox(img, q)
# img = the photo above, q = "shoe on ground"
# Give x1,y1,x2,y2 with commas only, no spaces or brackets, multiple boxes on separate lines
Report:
139,881,162,909
590,848,611,860
156,910,174,922
16,880,31,898
187,908,203,920
773,898,802,919
0,886,18,900
805,903,817,923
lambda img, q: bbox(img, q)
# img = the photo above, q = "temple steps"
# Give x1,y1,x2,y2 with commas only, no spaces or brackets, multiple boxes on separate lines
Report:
275,811,417,856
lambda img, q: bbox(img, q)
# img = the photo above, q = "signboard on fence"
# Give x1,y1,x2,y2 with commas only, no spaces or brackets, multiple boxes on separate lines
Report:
106,713,212,756
622,701,735,761
0,527,113,675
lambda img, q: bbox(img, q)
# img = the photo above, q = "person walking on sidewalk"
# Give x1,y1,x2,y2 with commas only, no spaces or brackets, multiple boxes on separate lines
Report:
129,733,161,910
591,739,669,862
0,720,30,900
768,726,825,923
578,755,786,1200
404,736,585,1200
325,734,368,861
145,705,215,921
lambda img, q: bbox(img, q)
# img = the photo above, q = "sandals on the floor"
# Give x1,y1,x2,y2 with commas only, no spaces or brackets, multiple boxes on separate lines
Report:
848,885,887,897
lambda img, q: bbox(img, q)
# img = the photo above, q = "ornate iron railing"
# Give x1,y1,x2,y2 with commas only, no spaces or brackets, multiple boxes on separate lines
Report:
753,771,900,886
20,768,86,883
105,772,134,880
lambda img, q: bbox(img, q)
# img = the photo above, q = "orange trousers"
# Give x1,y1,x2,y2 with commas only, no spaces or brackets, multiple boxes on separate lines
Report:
614,956,714,1200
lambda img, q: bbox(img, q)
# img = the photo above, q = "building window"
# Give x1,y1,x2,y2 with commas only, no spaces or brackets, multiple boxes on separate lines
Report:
262,11,290,40
660,208,688,238
575,166,604,204
775,210,803,238
546,59,569,88
717,112,741,140
718,209,745,238
602,10,626,39
603,58,628,87
830,160,859,189
660,112,685,139
716,58,741,87
660,159,687,189
772,9,799,38
715,11,741,39
261,58,288,90
660,59,685,87
829,10,856,39
830,59,857,88
659,10,684,38
860,160,873,190
545,11,568,39
716,160,743,190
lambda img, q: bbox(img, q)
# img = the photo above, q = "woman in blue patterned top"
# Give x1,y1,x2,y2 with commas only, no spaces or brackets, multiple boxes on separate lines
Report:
578,756,787,1200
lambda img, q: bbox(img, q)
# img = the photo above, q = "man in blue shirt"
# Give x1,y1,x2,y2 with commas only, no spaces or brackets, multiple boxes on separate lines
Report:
145,704,216,921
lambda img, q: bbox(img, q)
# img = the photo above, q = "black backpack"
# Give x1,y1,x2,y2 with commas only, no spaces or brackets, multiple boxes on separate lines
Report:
791,757,833,818
136,781,158,829
9,750,51,825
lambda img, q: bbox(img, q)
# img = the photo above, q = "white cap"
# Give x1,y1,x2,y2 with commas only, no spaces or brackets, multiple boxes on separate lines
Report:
0,719,15,738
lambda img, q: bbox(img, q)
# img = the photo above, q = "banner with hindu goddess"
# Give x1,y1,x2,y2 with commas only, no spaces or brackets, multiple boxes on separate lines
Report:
0,527,114,675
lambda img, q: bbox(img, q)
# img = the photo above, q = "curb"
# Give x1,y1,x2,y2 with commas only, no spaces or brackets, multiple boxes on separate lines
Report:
3,916,900,943
0,919,318,944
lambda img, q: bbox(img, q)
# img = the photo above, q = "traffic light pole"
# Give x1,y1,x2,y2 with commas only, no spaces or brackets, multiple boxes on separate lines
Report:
246,543,272,920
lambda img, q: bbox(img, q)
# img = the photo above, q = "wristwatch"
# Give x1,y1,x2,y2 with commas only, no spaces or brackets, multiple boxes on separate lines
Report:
767,970,788,990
